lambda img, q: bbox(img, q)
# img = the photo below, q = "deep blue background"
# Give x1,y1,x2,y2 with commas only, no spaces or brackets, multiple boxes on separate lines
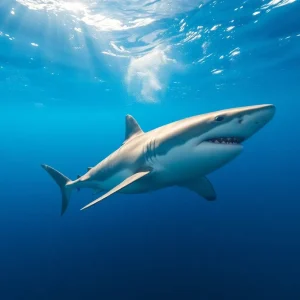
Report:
1,0,300,299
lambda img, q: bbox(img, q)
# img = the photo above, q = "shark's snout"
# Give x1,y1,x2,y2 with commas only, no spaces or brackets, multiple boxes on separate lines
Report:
200,104,276,147
239,104,276,141
249,104,275,124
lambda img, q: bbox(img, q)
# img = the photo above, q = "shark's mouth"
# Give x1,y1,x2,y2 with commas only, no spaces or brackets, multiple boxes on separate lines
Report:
206,137,244,145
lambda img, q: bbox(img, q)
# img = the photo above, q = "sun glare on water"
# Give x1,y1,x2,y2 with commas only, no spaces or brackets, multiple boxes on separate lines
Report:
16,0,87,13
62,2,86,13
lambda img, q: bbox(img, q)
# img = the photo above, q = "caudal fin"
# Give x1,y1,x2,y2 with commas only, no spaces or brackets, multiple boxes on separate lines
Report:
41,164,72,215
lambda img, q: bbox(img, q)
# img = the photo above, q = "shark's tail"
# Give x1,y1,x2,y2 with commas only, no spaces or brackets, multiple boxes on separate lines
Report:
41,164,73,215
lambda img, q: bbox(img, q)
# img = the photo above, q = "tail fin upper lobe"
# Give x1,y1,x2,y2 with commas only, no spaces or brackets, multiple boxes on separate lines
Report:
41,164,72,215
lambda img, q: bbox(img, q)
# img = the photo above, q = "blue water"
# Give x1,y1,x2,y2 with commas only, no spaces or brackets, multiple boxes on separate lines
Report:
1,0,300,299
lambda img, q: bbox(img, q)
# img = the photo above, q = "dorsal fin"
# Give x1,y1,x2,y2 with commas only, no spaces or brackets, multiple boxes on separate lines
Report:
124,114,143,143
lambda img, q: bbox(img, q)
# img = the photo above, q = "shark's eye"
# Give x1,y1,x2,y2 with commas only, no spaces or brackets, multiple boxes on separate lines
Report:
215,116,224,122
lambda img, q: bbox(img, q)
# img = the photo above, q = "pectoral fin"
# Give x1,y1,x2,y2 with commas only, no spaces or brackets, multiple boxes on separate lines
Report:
81,170,151,211
179,176,216,201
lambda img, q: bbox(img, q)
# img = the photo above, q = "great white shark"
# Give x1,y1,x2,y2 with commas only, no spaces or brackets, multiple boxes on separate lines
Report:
42,104,275,215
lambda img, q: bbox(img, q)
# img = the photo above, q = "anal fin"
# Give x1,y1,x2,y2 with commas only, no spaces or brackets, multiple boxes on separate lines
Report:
81,170,151,211
179,176,216,201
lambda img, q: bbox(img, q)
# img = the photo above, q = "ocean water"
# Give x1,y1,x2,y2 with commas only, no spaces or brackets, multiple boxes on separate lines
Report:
1,0,300,299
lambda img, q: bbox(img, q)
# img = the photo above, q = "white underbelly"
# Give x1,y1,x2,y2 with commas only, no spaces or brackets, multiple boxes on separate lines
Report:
91,170,162,194
155,140,242,183
100,169,133,190
155,142,201,183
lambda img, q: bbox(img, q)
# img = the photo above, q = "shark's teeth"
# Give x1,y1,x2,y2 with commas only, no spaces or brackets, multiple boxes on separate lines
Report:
207,137,243,145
